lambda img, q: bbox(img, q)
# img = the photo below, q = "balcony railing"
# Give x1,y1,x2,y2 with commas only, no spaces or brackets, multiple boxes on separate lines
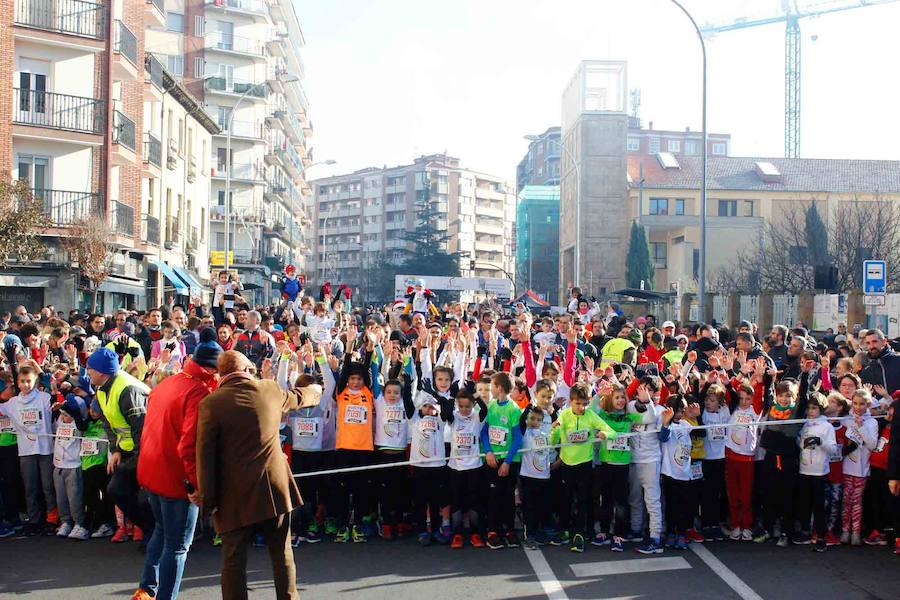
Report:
32,189,102,226
114,20,137,65
113,110,136,151
110,200,134,236
275,108,304,140
165,215,180,244
279,143,302,172
205,0,266,15
14,0,106,39
142,215,160,245
13,88,105,134
145,53,164,89
146,0,164,15
205,31,265,57
218,119,263,139
143,133,161,167
205,76,268,98
212,162,263,181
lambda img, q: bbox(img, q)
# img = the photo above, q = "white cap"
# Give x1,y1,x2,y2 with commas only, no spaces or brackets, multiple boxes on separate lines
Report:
662,321,676,330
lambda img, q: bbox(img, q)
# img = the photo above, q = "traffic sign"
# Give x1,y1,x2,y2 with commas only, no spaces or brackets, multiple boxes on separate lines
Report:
864,295,886,306
863,260,887,294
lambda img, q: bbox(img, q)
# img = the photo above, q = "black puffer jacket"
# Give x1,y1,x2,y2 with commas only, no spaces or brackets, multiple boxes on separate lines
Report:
861,347,900,395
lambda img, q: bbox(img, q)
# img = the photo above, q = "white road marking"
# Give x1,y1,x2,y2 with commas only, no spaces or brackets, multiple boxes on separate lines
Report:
523,548,570,600
570,556,692,577
690,544,765,600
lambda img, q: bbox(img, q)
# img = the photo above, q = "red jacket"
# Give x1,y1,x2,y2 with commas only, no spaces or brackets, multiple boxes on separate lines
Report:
138,359,217,498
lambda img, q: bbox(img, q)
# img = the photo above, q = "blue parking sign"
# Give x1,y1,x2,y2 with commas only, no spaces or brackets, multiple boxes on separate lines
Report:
863,260,887,294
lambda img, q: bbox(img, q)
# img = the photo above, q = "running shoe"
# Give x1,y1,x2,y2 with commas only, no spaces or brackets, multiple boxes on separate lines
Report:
56,522,73,538
417,531,432,546
675,535,688,550
776,534,789,548
815,539,827,553
523,537,539,550
865,531,887,546
548,530,570,546
591,532,610,546
91,524,115,538
570,533,585,553
486,531,504,550
636,537,664,554
793,532,811,545
469,533,486,548
685,528,704,543
111,526,130,543
334,527,350,544
505,531,521,548
824,531,840,546
380,524,394,541
610,536,624,552
324,517,338,536
451,534,464,549
351,525,366,543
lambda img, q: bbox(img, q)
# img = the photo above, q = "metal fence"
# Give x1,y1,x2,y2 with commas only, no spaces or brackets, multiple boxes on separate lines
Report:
110,200,134,236
13,88,105,134
113,110,136,151
33,189,102,226
143,133,161,167
14,0,105,38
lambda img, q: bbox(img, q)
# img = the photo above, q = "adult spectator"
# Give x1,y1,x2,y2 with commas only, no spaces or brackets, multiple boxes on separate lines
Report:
600,321,637,368
7,314,28,335
87,314,106,339
85,348,154,538
661,320,676,339
734,331,774,368
182,317,201,357
233,311,274,370
196,351,316,600
768,325,789,369
861,329,900,395
588,315,612,353
780,334,806,380
132,329,221,600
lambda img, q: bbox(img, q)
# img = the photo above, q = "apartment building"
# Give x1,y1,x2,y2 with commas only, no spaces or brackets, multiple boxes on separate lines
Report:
625,119,730,158
516,185,560,304
146,0,314,305
311,154,516,302
516,127,560,193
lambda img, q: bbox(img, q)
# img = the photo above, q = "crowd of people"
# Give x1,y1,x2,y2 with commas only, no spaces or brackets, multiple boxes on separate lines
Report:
1,274,900,600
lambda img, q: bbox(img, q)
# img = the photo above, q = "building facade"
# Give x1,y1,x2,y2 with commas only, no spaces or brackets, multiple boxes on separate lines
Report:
516,127,560,193
147,0,314,305
515,185,559,303
625,119,730,158
311,154,516,303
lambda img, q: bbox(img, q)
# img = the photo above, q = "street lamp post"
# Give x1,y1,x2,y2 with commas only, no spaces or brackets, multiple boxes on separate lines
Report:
524,134,580,296
669,0,708,319
307,159,337,284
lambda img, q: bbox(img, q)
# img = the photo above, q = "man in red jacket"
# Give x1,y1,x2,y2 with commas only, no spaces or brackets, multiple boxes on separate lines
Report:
131,328,221,600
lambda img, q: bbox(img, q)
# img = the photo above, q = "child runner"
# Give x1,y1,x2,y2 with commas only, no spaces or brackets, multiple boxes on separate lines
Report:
841,388,878,546
660,394,692,550
446,387,487,549
795,392,836,551
519,405,555,549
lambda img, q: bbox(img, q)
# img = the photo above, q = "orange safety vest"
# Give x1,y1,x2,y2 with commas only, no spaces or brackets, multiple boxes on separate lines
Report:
335,386,374,451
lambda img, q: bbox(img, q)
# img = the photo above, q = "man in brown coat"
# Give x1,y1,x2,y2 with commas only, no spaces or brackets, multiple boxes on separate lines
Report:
196,350,317,600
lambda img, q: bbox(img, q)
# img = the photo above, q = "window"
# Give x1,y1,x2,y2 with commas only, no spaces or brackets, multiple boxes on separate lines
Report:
194,15,204,36
712,142,727,155
648,137,660,154
667,140,681,153
693,249,700,279
651,242,667,269
649,197,668,215
675,198,685,215
166,55,184,76
627,136,640,152
194,57,204,78
718,200,737,217
200,207,206,240
743,200,754,217
684,140,699,156
166,12,184,33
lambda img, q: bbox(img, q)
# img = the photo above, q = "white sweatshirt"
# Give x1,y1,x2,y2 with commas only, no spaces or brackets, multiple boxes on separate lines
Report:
842,414,879,477
798,416,837,476
724,406,761,458
702,406,731,460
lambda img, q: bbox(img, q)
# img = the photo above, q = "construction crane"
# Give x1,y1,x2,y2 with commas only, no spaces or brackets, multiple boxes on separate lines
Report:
701,0,898,158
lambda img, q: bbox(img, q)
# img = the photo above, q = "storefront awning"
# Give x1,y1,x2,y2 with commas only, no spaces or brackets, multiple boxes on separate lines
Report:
151,261,190,295
0,275,54,288
171,265,203,297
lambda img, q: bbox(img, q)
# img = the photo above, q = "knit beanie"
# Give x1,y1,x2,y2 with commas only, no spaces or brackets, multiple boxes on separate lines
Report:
193,327,223,369
86,348,119,376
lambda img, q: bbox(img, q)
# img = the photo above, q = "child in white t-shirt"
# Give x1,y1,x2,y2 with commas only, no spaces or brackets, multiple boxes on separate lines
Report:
0,365,56,535
659,394,692,550
795,393,836,551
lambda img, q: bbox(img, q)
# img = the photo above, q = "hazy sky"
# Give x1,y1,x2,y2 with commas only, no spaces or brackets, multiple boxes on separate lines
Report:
297,0,900,182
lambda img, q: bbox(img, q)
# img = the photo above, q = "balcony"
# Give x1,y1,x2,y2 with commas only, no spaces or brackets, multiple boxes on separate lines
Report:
109,200,134,237
143,132,161,177
204,77,268,100
12,88,105,137
142,215,160,245
279,143,303,177
14,0,106,42
285,78,309,114
165,215,181,246
33,189,102,227
204,0,268,19
187,156,197,182
144,53,164,101
211,162,265,184
216,118,264,140
204,31,266,59
113,20,138,80
275,108,304,144
111,110,137,164
144,0,165,27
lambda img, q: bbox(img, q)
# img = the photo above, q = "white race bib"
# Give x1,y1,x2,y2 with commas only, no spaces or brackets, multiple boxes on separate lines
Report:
295,418,318,438
0,416,13,433
80,439,100,456
488,425,508,447
710,426,726,441
690,460,703,480
567,429,589,444
455,431,476,449
20,408,39,427
674,443,691,467
876,436,888,453
344,404,368,425
607,435,629,452
56,424,75,440
829,443,843,463
384,408,404,424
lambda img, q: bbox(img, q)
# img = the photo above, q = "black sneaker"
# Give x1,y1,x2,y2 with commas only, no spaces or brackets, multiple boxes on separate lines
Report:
486,531,504,550
793,532,811,545
22,523,41,537
814,538,826,552
505,531,521,548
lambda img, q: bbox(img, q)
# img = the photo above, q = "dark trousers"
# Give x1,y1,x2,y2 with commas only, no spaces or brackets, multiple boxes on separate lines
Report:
220,513,296,600
291,451,331,533
663,475,692,535
83,465,114,531
595,463,630,537
485,462,519,534
107,452,154,534
560,462,593,538
863,467,889,534
701,458,726,527
520,475,551,537
333,450,371,527
0,444,24,521
449,467,482,533
375,451,408,526
761,453,798,536
796,473,827,537
412,466,446,532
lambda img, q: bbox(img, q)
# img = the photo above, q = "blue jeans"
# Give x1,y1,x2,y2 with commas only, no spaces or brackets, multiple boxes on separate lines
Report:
140,493,198,600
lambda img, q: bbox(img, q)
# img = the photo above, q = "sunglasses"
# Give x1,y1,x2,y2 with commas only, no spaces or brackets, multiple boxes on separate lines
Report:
483,319,494,325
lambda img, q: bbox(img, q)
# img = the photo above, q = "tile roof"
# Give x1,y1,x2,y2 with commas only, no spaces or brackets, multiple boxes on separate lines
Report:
627,155,900,194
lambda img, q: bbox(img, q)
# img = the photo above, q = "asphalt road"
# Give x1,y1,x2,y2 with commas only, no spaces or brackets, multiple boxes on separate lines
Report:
2,532,899,599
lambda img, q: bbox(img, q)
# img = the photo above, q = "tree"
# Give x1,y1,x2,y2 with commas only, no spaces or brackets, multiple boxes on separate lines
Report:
62,217,118,312
805,201,829,266
0,177,48,267
626,220,654,289
401,180,460,279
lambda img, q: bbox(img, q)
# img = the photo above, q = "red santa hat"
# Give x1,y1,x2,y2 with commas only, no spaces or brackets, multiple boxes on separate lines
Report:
284,264,296,275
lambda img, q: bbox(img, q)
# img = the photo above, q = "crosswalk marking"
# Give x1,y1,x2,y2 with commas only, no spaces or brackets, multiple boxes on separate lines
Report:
570,556,692,577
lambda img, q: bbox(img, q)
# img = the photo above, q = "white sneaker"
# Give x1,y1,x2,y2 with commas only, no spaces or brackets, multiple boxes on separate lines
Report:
56,522,73,538
729,528,742,541
741,529,753,541
91,523,115,538
68,525,90,541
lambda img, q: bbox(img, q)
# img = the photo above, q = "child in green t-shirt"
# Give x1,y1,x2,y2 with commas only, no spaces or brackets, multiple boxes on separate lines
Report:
81,405,114,538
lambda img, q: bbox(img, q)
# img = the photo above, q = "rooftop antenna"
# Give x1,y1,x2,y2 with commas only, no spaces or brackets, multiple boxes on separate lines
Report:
630,88,641,120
